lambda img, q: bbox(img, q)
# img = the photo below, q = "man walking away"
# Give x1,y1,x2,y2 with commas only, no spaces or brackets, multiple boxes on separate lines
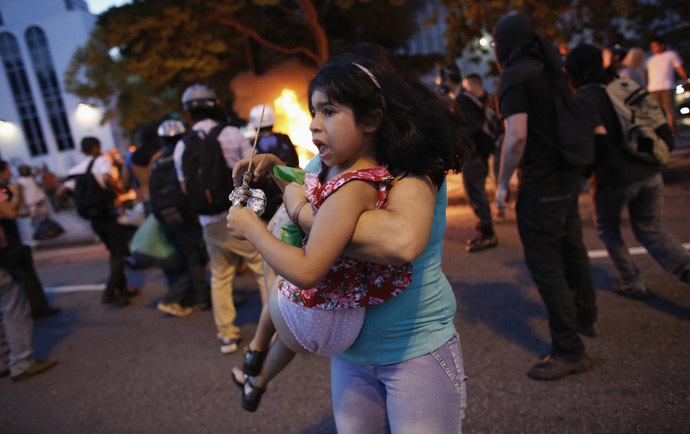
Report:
457,72,500,252
566,44,690,298
174,84,267,354
494,13,598,381
60,137,135,307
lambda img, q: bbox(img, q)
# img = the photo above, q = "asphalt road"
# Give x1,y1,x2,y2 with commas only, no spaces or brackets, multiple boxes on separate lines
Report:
1,179,690,433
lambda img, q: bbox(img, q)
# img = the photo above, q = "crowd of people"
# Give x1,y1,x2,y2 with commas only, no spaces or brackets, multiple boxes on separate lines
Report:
1,9,689,433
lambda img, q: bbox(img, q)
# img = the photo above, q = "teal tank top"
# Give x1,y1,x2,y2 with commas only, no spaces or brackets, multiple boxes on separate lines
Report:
339,179,457,365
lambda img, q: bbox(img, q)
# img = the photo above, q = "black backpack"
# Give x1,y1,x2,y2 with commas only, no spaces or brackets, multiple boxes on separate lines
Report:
181,124,235,215
149,151,194,226
530,82,597,169
73,158,116,219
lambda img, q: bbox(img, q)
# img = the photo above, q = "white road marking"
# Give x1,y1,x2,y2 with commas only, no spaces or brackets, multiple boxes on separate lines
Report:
45,284,106,294
588,243,690,259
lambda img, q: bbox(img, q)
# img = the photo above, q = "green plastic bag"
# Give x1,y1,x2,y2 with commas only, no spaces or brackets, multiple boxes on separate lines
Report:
130,214,176,259
273,165,307,247
273,165,307,184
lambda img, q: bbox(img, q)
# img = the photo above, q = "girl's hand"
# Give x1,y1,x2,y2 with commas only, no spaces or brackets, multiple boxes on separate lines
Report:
283,182,307,213
232,154,283,187
226,205,263,240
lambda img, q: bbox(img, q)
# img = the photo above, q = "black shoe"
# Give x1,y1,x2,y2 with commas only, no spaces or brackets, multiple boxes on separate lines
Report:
577,321,600,337
101,292,130,307
466,234,498,253
613,281,647,299
527,354,590,381
231,367,266,412
32,307,61,319
0,369,9,378
11,360,57,383
242,346,267,377
122,286,141,298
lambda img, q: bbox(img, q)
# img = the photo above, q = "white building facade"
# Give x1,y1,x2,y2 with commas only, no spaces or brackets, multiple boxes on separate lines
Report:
0,0,119,176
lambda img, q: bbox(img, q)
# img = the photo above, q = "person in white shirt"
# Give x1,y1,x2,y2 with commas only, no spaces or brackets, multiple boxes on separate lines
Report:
60,137,135,307
17,165,49,227
646,37,688,131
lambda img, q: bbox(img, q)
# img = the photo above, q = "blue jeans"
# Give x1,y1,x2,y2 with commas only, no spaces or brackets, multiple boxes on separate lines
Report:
0,268,35,375
331,334,467,434
593,173,690,290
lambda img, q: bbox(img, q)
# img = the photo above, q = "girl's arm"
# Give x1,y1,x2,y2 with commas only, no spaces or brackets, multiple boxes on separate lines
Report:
286,174,437,265
227,180,378,289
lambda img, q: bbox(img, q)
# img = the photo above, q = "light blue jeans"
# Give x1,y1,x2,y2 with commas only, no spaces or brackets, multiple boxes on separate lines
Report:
331,334,467,434
0,268,35,376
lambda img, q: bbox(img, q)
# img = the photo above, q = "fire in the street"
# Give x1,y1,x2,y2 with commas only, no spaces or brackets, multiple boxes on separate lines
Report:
273,88,316,168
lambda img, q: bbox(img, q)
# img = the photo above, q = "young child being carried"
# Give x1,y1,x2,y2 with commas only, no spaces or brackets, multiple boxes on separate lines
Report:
226,46,466,412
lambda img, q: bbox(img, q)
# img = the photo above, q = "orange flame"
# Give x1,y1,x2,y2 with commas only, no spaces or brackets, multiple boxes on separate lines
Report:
273,89,316,168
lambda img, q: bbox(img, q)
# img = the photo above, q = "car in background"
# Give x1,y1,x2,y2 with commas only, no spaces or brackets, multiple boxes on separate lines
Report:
675,79,690,126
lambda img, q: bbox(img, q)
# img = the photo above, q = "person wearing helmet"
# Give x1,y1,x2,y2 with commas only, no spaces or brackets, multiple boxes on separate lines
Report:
173,84,267,354
148,120,211,317
247,104,299,223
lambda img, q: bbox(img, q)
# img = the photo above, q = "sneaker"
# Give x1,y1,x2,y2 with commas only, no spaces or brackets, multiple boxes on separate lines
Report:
157,302,193,318
527,354,590,381
11,360,58,383
220,337,241,354
613,281,647,299
466,234,498,253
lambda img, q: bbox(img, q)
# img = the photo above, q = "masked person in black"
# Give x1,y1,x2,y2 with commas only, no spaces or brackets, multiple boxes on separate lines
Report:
493,13,598,380
565,44,690,298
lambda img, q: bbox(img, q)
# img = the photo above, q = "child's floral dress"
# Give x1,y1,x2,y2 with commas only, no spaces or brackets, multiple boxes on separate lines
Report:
277,165,413,356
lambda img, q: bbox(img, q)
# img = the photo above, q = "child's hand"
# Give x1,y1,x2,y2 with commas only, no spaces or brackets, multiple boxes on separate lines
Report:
283,182,307,213
226,204,262,240
232,154,283,187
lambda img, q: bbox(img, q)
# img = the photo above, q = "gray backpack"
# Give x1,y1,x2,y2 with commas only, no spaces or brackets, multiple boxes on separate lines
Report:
603,77,670,164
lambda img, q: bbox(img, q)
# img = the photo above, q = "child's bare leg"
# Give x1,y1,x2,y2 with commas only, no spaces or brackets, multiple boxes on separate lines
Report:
248,303,275,352
254,336,296,389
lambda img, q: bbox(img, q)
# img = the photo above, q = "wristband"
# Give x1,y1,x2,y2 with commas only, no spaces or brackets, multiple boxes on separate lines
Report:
291,200,309,232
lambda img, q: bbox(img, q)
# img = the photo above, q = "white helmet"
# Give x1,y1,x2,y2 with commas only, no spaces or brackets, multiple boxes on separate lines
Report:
182,83,218,111
249,104,275,128
157,119,186,138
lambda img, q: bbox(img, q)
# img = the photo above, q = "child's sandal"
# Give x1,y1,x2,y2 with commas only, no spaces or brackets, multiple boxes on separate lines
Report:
231,367,266,412
242,346,267,377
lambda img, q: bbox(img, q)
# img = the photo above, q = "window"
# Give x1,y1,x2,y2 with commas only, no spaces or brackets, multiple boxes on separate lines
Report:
25,26,74,151
0,32,48,156
65,0,88,12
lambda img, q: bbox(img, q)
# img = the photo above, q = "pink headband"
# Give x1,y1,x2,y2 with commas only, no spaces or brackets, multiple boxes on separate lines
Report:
353,62,381,89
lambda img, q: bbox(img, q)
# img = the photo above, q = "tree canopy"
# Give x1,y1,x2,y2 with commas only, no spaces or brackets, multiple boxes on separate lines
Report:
440,0,690,64
66,0,423,130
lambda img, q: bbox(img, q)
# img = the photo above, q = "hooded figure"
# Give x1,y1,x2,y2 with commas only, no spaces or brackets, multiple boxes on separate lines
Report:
494,13,569,103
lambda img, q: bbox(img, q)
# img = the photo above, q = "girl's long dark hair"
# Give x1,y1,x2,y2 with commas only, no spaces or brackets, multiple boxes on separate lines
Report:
308,43,471,187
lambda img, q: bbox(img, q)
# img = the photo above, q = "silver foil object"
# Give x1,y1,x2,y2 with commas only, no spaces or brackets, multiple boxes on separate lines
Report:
229,172,266,216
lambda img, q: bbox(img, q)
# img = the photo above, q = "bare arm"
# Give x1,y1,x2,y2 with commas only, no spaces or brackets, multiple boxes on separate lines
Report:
496,113,527,209
227,180,378,288
287,174,437,265
676,65,688,87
